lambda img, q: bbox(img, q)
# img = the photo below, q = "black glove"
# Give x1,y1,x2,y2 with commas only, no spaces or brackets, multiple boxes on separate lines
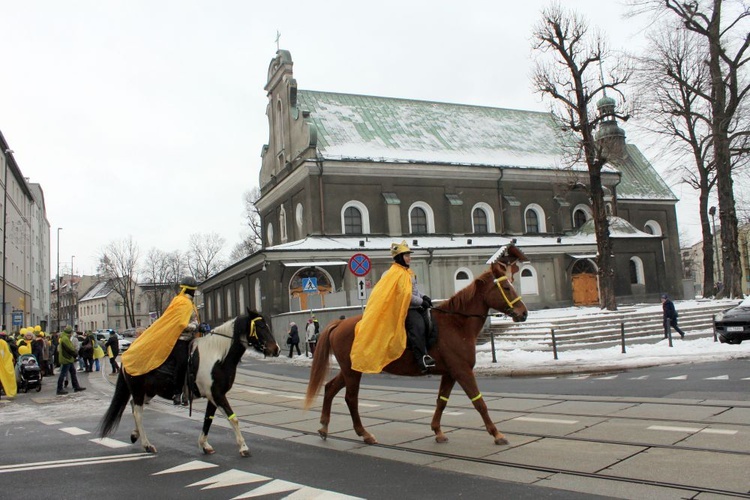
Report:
421,296,433,309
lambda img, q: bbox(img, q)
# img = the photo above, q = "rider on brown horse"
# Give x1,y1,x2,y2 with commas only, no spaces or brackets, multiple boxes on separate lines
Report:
351,241,435,373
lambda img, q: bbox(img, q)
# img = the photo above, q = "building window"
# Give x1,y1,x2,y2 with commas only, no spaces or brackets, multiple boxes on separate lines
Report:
630,256,645,284
341,201,370,234
644,220,662,236
266,222,274,246
254,278,262,312
296,203,304,232
279,205,288,243
520,266,539,295
238,284,246,313
525,204,546,233
344,207,362,234
411,207,428,234
473,208,488,234
525,210,539,233
454,268,473,293
226,289,233,317
574,209,588,228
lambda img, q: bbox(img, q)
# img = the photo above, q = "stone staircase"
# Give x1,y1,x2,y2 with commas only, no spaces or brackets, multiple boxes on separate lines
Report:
481,299,740,351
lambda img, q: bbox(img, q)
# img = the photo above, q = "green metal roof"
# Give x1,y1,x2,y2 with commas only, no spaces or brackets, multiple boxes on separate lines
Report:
296,90,675,201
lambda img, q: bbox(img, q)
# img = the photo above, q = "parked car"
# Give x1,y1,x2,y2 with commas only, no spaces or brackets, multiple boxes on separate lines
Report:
94,331,131,352
714,298,750,344
121,328,137,338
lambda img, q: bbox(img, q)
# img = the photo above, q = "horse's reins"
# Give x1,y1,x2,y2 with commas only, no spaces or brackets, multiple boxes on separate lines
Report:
432,276,522,319
206,317,262,343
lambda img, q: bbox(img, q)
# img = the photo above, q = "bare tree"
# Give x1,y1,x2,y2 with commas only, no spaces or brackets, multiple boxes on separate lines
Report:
532,4,632,310
98,236,139,328
635,23,719,296
230,187,263,262
141,248,187,316
632,0,750,297
187,232,226,282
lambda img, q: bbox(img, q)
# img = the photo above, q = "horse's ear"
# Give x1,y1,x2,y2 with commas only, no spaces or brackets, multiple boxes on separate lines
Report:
246,306,252,317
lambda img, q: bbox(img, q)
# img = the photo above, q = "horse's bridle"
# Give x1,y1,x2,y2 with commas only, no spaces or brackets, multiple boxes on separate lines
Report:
494,275,523,309
433,272,522,319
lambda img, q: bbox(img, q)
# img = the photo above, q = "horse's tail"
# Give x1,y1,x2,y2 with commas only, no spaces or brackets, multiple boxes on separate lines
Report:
303,320,338,410
98,370,131,437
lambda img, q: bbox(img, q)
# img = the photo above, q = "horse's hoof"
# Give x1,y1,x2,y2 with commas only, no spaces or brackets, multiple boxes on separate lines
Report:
202,447,215,455
494,436,509,446
130,433,139,444
318,429,328,440
144,445,157,453
240,449,252,458
364,436,378,445
435,435,449,443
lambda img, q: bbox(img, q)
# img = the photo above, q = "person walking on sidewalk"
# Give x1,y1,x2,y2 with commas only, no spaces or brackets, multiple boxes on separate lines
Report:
56,326,86,395
661,294,686,339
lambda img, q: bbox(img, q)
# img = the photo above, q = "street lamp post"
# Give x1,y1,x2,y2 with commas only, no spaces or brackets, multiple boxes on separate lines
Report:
56,227,62,331
70,255,75,328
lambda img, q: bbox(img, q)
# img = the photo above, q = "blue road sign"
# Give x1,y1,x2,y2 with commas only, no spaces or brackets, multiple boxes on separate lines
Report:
302,277,318,293
348,253,371,277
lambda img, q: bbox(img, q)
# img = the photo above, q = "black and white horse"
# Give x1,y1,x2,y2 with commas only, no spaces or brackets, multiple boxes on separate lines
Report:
98,309,279,456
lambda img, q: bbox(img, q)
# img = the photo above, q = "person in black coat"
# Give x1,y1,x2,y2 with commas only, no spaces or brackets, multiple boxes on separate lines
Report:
661,293,686,339
287,322,301,358
105,331,120,374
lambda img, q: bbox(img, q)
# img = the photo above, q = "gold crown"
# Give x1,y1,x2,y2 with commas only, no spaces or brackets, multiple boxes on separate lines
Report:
390,240,412,257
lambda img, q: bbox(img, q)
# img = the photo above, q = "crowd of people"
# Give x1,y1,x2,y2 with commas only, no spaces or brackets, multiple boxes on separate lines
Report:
0,325,124,398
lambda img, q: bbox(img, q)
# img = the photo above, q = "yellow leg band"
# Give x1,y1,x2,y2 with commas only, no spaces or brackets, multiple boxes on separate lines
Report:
227,413,236,420
439,396,449,402
470,393,483,402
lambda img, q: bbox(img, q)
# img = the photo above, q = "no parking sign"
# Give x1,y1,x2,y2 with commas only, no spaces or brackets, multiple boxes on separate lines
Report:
348,253,371,277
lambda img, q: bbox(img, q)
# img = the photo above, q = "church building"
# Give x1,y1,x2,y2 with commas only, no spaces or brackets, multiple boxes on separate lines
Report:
200,50,682,329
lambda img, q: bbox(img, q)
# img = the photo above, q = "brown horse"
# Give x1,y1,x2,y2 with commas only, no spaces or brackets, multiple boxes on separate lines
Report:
304,252,528,446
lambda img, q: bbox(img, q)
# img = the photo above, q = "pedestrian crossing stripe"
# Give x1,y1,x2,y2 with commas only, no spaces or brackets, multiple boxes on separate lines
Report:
89,437,130,449
188,469,268,489
60,427,90,436
665,375,688,380
231,479,301,498
153,460,218,475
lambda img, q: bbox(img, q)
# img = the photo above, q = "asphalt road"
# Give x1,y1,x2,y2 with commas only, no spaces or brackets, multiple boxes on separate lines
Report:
3,357,750,499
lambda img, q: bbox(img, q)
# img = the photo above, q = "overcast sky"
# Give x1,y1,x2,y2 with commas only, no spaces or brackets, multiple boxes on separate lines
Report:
0,0,702,278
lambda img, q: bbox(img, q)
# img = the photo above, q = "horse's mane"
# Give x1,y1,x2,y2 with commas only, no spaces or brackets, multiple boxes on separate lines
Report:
442,270,493,312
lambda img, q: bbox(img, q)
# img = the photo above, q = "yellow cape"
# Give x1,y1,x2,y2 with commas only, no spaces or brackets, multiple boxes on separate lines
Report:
0,339,17,397
121,293,197,376
351,263,413,373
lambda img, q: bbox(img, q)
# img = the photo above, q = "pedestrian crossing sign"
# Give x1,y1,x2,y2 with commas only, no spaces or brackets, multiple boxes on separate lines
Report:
302,277,318,293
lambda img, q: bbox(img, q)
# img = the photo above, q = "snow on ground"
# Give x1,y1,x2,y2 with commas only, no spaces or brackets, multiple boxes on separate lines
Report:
272,299,750,375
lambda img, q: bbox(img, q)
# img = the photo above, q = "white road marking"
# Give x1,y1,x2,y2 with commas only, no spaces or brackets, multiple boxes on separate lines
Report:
513,416,578,425
281,394,305,400
38,418,62,425
231,479,302,499
0,453,152,473
188,469,269,489
705,375,729,380
629,375,649,380
59,427,90,436
595,375,618,380
414,409,463,416
90,437,131,448
648,425,737,435
666,375,688,380
245,389,269,395
700,428,738,435
152,460,219,475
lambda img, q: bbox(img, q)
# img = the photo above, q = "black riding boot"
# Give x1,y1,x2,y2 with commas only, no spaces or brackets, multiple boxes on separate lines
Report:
406,309,435,373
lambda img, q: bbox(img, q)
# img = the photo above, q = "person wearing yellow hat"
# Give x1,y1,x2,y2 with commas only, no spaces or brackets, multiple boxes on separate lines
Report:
56,326,85,395
122,276,200,405
351,241,436,374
